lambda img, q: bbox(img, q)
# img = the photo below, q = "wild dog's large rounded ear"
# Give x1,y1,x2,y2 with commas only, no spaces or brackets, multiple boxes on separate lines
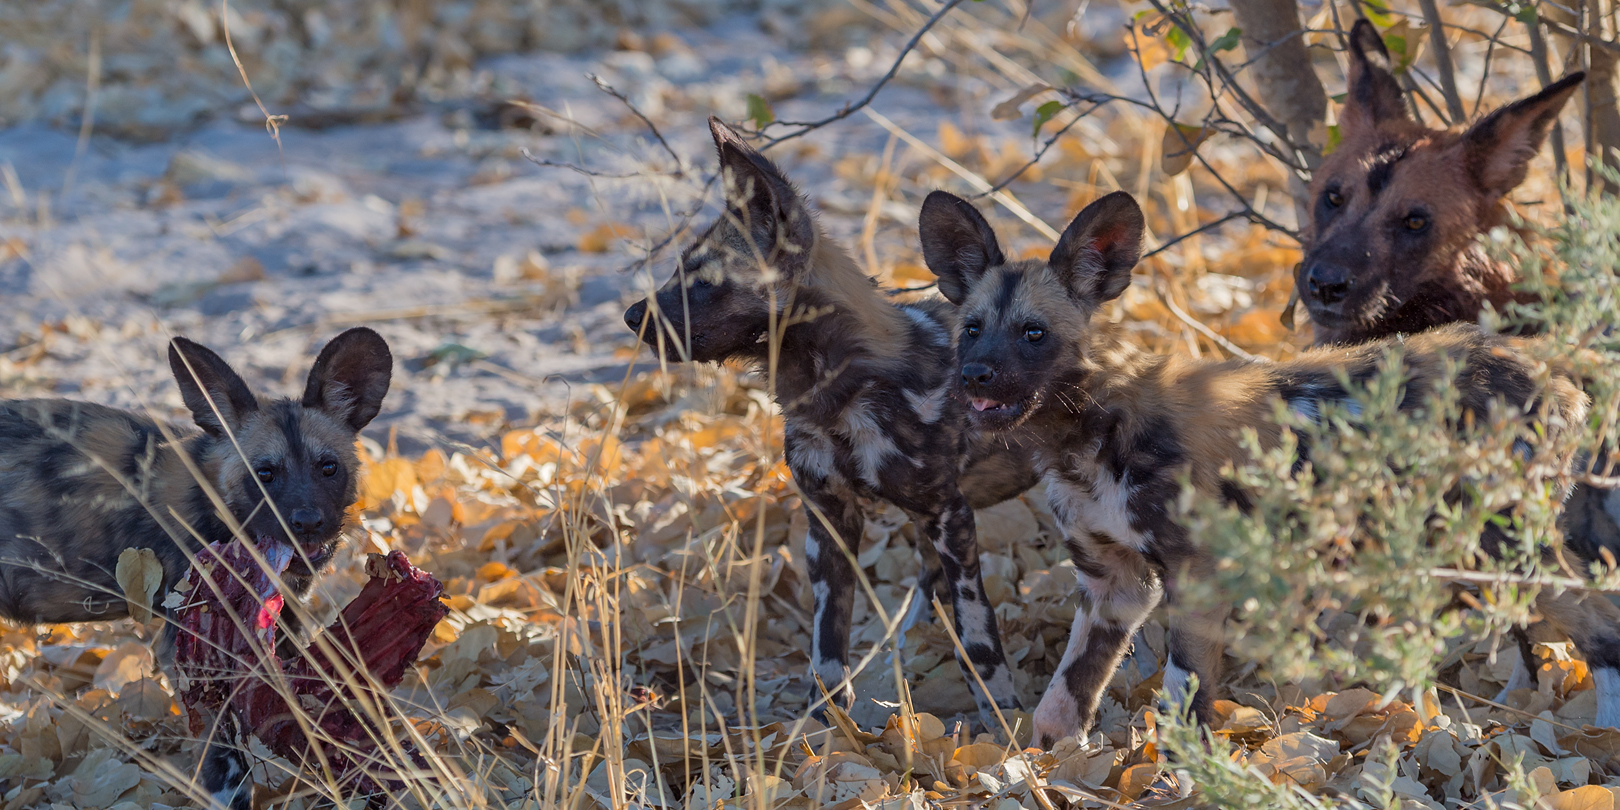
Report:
169,337,259,438
707,116,815,271
1340,19,1410,139
918,191,1005,305
1458,72,1584,197
302,327,393,432
1048,191,1144,304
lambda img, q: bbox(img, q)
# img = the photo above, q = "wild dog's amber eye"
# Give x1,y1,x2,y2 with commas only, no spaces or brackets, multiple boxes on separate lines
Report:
1024,326,1046,343
964,324,981,339
321,462,338,477
1404,214,1429,232
256,467,274,484
1325,189,1344,208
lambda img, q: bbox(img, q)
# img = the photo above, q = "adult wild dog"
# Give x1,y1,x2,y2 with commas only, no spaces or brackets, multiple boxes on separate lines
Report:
1297,19,1583,347
920,189,1612,747
0,327,393,808
623,118,1034,721
1300,19,1617,683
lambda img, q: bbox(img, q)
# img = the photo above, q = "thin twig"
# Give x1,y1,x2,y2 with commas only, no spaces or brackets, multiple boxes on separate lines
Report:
860,107,1062,241
1473,14,1515,117
518,150,668,179
1435,684,1589,732
221,0,287,168
764,0,970,147
1155,285,1262,362
586,73,684,174
979,101,1102,195
1144,211,1250,260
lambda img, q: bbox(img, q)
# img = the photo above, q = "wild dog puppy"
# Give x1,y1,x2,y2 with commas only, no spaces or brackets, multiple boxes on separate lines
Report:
1298,20,1583,347
623,118,1035,721
0,327,392,809
920,189,1613,747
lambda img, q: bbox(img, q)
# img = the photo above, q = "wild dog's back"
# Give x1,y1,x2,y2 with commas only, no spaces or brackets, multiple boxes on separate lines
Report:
0,399,220,623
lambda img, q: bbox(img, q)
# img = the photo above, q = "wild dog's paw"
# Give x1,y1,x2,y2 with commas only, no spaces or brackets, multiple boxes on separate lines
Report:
807,660,854,719
1032,684,1086,751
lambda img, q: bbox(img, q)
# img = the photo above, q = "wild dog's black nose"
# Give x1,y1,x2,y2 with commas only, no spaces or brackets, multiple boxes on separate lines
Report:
624,300,648,333
1305,263,1353,305
962,363,995,386
289,508,323,537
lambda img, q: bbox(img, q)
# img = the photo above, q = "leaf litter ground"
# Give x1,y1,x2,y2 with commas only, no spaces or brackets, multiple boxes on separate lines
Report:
0,361,1616,809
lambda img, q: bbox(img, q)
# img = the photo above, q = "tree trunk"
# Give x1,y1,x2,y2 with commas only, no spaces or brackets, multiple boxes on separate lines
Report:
1227,0,1328,228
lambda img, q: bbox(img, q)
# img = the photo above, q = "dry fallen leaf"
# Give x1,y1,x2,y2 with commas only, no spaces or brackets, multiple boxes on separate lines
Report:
113,548,162,624
1547,785,1620,810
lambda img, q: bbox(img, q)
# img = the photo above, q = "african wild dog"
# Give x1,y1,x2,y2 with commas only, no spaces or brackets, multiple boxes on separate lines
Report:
1298,19,1583,347
1302,19,1618,691
623,118,1036,721
920,188,1615,747
0,327,392,809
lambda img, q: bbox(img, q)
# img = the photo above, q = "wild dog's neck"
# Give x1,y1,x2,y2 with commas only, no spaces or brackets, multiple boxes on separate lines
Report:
760,235,910,414
1313,243,1534,346
158,432,234,544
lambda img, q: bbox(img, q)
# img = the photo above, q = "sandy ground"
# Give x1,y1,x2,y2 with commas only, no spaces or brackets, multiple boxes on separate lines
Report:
0,13,1123,459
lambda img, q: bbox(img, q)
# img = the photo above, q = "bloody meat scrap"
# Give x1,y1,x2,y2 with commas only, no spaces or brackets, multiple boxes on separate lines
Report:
174,540,448,791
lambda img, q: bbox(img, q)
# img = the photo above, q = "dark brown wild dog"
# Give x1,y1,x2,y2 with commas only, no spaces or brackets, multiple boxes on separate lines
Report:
0,327,392,809
1298,19,1583,347
920,189,1613,747
1301,19,1618,692
623,118,1036,722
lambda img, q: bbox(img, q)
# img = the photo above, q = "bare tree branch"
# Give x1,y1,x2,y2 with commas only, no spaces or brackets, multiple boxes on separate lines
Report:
1418,0,1469,122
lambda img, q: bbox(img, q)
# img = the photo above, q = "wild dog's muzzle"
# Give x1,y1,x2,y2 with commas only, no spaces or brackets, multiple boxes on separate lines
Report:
1304,261,1354,308
959,362,1035,430
624,300,649,335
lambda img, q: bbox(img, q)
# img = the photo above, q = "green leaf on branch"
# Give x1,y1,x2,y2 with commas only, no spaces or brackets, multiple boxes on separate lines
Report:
1380,20,1422,74
1032,101,1065,138
745,94,775,128
1165,25,1192,62
1194,26,1242,71
1362,0,1396,28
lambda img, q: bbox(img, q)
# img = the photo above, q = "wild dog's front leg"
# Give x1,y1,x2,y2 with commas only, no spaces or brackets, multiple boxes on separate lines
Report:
800,485,864,714
1034,547,1160,748
1160,570,1226,729
908,493,1018,720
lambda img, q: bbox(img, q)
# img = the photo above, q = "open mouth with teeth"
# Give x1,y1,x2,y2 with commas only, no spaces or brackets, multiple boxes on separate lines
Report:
289,543,333,573
964,395,1031,429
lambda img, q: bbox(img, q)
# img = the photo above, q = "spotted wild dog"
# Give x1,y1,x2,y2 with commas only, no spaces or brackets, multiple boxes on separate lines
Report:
0,327,393,809
1298,19,1583,348
1301,19,1619,690
622,118,1036,722
920,189,1616,747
